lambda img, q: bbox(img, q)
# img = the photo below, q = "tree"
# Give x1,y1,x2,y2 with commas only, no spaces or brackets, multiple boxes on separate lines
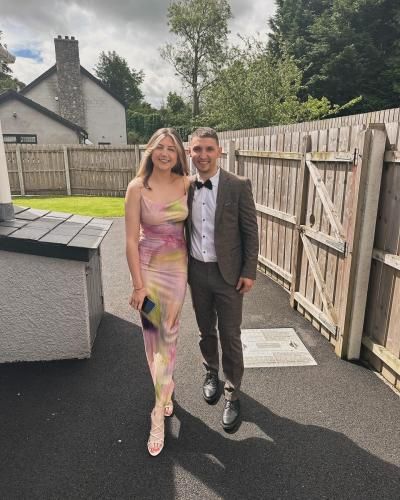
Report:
161,0,232,117
268,0,400,111
94,51,144,107
0,31,25,92
160,92,191,125
199,39,348,131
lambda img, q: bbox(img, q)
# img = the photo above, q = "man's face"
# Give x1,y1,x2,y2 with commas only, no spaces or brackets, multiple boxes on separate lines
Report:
190,137,222,178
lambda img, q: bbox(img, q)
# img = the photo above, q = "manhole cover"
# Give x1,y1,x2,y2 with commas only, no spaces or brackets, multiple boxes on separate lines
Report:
242,328,317,368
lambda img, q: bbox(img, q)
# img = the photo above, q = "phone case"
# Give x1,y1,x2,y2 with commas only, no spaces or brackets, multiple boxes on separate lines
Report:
141,296,156,314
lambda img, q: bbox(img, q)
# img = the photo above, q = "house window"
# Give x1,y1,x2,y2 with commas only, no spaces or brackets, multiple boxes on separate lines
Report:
98,142,111,146
3,134,37,144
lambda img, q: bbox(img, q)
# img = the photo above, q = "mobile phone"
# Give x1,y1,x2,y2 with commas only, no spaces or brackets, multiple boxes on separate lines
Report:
141,296,156,314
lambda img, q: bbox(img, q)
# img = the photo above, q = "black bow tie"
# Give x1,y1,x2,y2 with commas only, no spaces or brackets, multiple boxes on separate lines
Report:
195,179,212,190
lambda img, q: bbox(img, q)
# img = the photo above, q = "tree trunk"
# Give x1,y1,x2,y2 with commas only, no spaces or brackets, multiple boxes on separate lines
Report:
192,87,199,117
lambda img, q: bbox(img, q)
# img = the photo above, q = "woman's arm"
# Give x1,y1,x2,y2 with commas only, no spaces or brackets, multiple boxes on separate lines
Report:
125,179,147,310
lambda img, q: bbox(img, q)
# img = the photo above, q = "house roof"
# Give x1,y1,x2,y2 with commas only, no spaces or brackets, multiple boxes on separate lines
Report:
0,89,88,136
20,64,126,107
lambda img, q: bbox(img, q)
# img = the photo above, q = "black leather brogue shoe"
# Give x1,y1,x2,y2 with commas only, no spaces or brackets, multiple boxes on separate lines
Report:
202,371,219,404
222,399,240,430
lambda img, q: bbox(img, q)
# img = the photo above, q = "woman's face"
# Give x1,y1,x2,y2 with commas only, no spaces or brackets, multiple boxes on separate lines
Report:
151,136,178,173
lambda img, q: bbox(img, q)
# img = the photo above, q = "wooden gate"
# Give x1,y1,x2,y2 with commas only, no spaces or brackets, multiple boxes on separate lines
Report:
235,125,389,360
290,125,387,359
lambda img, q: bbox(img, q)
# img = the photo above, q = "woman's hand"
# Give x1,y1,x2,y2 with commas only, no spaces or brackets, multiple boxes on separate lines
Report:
129,287,147,310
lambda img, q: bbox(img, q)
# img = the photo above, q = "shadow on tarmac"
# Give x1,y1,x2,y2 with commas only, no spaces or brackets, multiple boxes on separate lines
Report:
0,313,399,499
168,399,400,499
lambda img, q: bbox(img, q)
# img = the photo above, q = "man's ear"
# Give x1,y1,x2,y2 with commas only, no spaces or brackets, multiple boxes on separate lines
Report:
218,146,222,157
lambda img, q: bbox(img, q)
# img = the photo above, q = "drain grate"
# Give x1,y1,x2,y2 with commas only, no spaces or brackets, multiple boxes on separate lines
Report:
242,328,317,368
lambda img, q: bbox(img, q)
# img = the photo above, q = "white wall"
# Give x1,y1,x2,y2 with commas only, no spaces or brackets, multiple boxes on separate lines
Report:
22,71,59,114
0,98,79,144
82,75,127,145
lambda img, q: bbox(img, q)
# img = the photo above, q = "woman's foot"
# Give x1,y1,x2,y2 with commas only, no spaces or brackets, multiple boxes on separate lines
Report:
147,408,165,457
164,400,174,417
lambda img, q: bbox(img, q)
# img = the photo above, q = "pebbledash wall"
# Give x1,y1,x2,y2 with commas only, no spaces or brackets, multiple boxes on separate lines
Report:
0,251,94,362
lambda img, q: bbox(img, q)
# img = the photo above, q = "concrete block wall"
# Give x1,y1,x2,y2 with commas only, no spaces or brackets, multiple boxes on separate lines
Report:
0,250,95,362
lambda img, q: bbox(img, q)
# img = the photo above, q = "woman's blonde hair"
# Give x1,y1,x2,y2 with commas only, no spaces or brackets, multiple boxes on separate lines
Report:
135,128,189,189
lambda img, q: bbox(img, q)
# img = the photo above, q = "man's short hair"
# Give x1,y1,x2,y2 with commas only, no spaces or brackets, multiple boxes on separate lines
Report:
191,127,219,145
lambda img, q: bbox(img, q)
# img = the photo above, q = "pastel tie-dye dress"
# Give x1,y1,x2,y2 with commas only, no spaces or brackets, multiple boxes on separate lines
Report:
139,191,188,407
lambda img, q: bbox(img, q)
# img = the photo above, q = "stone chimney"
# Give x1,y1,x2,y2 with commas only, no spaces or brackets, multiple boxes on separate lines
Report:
54,35,85,129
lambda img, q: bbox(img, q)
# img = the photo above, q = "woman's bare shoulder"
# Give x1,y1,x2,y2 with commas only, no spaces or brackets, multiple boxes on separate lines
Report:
127,177,144,191
126,177,144,200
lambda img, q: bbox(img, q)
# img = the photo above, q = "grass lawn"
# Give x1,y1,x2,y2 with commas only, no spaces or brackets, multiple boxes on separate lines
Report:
13,196,125,217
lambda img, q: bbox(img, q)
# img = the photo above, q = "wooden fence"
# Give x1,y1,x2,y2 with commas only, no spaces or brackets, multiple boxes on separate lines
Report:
217,121,399,391
4,108,400,390
5,144,141,197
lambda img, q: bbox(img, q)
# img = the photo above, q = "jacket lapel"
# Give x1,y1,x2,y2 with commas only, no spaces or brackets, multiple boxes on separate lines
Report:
215,168,230,228
187,181,195,240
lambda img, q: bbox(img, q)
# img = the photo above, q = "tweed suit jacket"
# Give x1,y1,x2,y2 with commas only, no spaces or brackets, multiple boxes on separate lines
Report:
187,168,259,286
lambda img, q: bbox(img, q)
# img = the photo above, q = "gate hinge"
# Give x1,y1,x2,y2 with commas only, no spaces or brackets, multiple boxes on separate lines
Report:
343,241,351,257
353,148,358,166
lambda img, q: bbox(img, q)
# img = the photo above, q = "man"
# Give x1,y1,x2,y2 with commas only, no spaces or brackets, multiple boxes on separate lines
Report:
187,127,259,430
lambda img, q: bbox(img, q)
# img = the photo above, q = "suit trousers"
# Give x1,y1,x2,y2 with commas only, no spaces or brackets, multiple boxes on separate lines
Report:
189,257,244,401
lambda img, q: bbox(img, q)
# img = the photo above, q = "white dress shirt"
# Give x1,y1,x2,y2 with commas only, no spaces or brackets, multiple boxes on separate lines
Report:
191,168,220,262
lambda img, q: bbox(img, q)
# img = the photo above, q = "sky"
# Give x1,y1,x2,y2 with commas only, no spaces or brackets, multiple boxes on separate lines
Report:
1,0,276,108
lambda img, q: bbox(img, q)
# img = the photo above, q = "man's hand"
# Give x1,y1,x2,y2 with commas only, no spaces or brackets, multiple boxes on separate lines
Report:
236,277,255,294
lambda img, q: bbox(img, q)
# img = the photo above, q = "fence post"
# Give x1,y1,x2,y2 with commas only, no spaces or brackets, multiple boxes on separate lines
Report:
237,148,244,176
15,144,25,196
290,135,311,308
227,139,236,173
63,146,71,196
335,124,387,360
134,145,140,175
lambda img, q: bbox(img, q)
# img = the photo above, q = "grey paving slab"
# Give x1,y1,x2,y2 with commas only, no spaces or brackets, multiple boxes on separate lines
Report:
38,232,75,245
9,229,46,240
88,218,113,230
45,211,73,219
8,217,63,240
12,205,29,214
67,234,103,248
0,219,28,228
69,214,93,224
0,226,18,236
14,208,50,221
77,227,108,237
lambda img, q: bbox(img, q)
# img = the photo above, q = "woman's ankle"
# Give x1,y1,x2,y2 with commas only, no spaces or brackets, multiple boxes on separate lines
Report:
152,405,164,418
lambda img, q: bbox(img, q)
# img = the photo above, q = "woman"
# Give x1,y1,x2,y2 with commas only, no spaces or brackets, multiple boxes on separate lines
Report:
125,128,190,456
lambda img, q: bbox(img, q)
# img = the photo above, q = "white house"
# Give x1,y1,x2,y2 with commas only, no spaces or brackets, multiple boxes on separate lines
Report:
0,36,127,145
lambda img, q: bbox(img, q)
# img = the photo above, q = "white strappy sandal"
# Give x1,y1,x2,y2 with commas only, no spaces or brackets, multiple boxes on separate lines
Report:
147,409,165,457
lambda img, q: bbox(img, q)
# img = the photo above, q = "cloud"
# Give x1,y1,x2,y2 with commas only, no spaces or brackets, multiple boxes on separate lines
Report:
1,0,276,107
